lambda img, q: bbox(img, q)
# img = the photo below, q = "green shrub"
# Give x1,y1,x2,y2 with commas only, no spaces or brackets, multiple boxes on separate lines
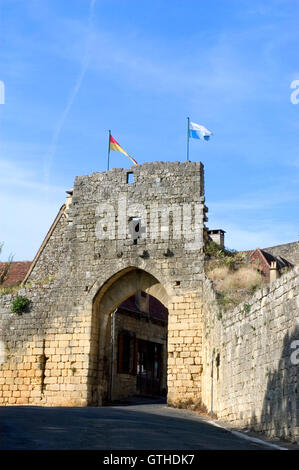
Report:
244,303,251,314
204,241,245,272
11,296,30,314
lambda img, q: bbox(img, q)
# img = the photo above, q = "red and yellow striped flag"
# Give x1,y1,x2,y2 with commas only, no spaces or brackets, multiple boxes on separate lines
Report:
109,134,138,166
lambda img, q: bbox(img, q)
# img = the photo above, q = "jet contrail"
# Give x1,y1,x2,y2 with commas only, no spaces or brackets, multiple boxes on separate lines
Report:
44,0,96,187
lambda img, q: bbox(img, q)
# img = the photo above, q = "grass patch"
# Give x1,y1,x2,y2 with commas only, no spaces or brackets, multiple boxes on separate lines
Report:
204,241,245,271
0,275,56,296
205,241,265,312
0,285,22,295
168,397,209,416
25,274,56,288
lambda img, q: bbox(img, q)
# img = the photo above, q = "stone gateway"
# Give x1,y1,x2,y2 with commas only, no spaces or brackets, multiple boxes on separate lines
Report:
0,161,298,443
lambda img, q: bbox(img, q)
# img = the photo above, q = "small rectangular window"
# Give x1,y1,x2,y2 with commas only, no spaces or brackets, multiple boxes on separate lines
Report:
127,172,134,184
129,217,141,244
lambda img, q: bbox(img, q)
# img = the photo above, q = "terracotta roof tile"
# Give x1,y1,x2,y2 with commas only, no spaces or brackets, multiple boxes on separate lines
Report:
0,261,32,287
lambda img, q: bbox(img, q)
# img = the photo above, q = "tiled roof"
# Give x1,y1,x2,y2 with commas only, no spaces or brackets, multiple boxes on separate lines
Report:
0,261,32,287
249,248,292,269
260,249,277,265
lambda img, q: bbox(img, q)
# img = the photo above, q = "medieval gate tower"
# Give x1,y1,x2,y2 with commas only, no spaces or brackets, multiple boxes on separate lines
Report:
0,161,207,406
1,160,298,443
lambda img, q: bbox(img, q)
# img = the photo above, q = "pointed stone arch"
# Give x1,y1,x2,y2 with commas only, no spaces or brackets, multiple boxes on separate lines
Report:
94,267,169,314
88,267,169,405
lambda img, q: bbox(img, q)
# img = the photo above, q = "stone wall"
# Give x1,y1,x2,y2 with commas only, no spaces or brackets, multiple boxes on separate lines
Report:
26,208,68,282
263,241,299,266
1,159,297,443
201,266,299,442
0,161,206,407
167,293,203,403
0,286,92,406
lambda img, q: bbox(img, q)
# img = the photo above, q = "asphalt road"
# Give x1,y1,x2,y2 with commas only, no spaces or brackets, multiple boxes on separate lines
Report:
0,399,274,450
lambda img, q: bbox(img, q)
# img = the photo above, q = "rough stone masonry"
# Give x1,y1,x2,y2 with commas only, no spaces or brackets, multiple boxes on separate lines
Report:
0,160,298,443
0,161,206,407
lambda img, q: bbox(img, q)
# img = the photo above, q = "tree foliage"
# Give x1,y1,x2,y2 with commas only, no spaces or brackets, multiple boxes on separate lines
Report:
0,242,13,285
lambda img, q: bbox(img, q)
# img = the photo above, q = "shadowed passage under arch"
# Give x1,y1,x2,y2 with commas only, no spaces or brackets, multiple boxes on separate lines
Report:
88,268,170,405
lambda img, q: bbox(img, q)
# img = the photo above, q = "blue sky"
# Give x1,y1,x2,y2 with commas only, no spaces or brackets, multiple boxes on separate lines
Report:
0,0,298,260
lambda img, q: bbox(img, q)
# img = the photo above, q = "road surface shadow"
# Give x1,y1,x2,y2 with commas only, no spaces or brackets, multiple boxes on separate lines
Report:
0,404,272,450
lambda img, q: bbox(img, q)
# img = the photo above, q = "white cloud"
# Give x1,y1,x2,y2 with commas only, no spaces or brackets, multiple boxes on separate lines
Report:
44,0,97,185
209,189,299,212
0,157,65,260
207,187,299,250
0,191,62,261
0,157,65,193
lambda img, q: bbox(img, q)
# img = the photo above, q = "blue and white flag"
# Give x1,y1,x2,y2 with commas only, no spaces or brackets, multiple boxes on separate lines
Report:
189,121,213,141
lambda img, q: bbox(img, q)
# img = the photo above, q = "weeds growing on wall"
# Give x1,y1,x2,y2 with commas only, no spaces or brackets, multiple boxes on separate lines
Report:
0,285,21,295
25,275,56,289
0,274,57,296
204,241,265,312
168,397,209,416
11,296,30,315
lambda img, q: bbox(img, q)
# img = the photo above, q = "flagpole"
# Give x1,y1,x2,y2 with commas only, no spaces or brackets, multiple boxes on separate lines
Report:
107,130,111,171
186,117,190,161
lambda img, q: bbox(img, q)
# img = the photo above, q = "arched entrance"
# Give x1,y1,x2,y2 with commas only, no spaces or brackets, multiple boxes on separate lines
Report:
88,267,169,405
